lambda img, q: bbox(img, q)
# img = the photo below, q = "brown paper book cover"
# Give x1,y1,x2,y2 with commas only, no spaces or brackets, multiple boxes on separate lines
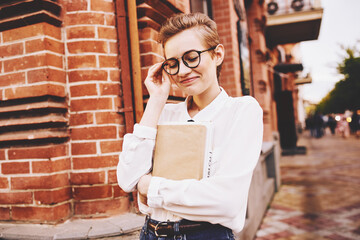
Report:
152,123,212,180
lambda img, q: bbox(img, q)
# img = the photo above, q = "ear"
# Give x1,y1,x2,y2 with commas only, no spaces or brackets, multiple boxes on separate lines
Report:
214,44,225,67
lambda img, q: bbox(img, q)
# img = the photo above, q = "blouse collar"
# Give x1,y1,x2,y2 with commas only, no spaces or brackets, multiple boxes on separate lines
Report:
183,87,229,122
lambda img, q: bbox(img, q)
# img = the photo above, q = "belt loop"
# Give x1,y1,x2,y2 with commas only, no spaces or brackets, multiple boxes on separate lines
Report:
174,221,182,240
144,215,149,234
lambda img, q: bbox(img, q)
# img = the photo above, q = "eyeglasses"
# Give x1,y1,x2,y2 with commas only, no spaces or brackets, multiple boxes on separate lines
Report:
161,46,217,75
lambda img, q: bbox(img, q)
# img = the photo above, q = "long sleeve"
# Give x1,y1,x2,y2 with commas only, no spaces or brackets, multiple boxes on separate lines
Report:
146,97,263,233
116,124,157,192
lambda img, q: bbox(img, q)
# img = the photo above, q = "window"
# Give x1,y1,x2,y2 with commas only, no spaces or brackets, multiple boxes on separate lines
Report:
190,0,213,18
237,17,251,95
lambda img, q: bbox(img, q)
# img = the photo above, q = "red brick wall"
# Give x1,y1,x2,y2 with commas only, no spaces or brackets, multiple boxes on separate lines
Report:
0,0,128,223
0,146,71,222
246,0,273,141
0,23,65,100
212,0,242,97
63,0,129,218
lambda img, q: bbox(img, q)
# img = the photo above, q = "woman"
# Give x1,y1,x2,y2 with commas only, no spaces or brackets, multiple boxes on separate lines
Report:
117,13,263,240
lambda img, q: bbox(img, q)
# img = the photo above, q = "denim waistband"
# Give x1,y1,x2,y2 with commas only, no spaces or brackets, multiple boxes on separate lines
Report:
143,215,233,239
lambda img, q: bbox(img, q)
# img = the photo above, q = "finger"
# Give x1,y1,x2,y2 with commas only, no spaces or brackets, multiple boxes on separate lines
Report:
146,63,163,84
147,62,162,76
162,69,171,84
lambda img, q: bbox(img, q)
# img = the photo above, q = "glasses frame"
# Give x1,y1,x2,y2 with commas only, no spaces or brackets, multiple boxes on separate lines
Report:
161,46,217,75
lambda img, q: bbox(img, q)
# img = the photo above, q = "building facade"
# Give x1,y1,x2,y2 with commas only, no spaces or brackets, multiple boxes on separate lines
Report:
0,0,322,238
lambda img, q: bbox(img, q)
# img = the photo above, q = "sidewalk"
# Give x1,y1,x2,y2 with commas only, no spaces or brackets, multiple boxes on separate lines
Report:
254,131,360,240
0,213,144,240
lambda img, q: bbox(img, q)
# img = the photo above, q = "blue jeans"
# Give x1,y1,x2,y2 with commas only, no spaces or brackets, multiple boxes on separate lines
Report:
139,217,235,240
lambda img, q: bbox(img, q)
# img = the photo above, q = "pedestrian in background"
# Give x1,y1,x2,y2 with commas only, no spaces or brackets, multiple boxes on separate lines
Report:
313,111,324,138
327,114,337,135
337,116,350,138
349,111,360,138
305,114,315,137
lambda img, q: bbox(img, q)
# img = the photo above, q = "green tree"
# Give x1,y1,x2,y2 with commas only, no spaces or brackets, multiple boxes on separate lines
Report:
316,45,360,114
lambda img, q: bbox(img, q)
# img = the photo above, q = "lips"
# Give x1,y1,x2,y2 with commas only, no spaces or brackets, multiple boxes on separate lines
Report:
180,76,198,84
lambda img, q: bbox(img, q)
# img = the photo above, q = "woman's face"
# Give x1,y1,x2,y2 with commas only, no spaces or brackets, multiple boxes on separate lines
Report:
163,28,224,97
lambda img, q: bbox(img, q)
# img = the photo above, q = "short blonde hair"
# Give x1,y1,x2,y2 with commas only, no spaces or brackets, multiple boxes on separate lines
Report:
159,13,219,48
158,13,223,78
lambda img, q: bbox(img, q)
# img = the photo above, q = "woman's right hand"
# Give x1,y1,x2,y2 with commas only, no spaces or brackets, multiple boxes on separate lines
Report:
144,63,171,101
139,63,171,128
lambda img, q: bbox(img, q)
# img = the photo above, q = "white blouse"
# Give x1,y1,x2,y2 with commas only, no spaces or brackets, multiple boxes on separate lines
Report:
117,89,263,233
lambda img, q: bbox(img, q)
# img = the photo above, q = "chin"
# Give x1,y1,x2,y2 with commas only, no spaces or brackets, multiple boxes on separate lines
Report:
180,86,201,96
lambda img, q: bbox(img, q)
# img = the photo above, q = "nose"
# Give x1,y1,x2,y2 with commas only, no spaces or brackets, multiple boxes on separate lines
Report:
178,59,192,76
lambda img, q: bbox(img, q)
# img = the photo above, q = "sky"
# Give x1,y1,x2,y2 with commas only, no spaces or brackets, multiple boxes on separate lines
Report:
299,0,360,103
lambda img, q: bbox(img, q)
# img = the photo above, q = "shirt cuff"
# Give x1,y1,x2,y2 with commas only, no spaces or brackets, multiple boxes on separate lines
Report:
133,124,157,140
147,176,164,208
137,192,150,213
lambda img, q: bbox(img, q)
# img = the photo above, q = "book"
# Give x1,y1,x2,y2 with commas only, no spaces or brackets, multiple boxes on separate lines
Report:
152,122,213,180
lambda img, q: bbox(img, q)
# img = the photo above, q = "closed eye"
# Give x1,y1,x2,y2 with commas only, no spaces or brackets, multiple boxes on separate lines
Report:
164,59,178,68
186,56,199,62
184,51,199,62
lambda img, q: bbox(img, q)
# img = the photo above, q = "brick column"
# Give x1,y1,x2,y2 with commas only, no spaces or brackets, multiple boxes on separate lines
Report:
246,1,274,141
0,22,71,222
212,0,242,97
63,0,129,218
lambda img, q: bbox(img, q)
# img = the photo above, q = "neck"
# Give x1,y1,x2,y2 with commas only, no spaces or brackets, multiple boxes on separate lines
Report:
191,85,221,111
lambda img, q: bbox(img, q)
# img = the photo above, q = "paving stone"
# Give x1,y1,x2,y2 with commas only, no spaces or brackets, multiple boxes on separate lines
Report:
87,224,122,239
1,224,61,240
105,213,145,233
326,233,354,240
53,220,94,239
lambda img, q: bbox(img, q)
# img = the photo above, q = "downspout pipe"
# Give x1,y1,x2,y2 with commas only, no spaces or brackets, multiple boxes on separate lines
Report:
115,0,143,208
127,0,144,123
115,0,144,133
